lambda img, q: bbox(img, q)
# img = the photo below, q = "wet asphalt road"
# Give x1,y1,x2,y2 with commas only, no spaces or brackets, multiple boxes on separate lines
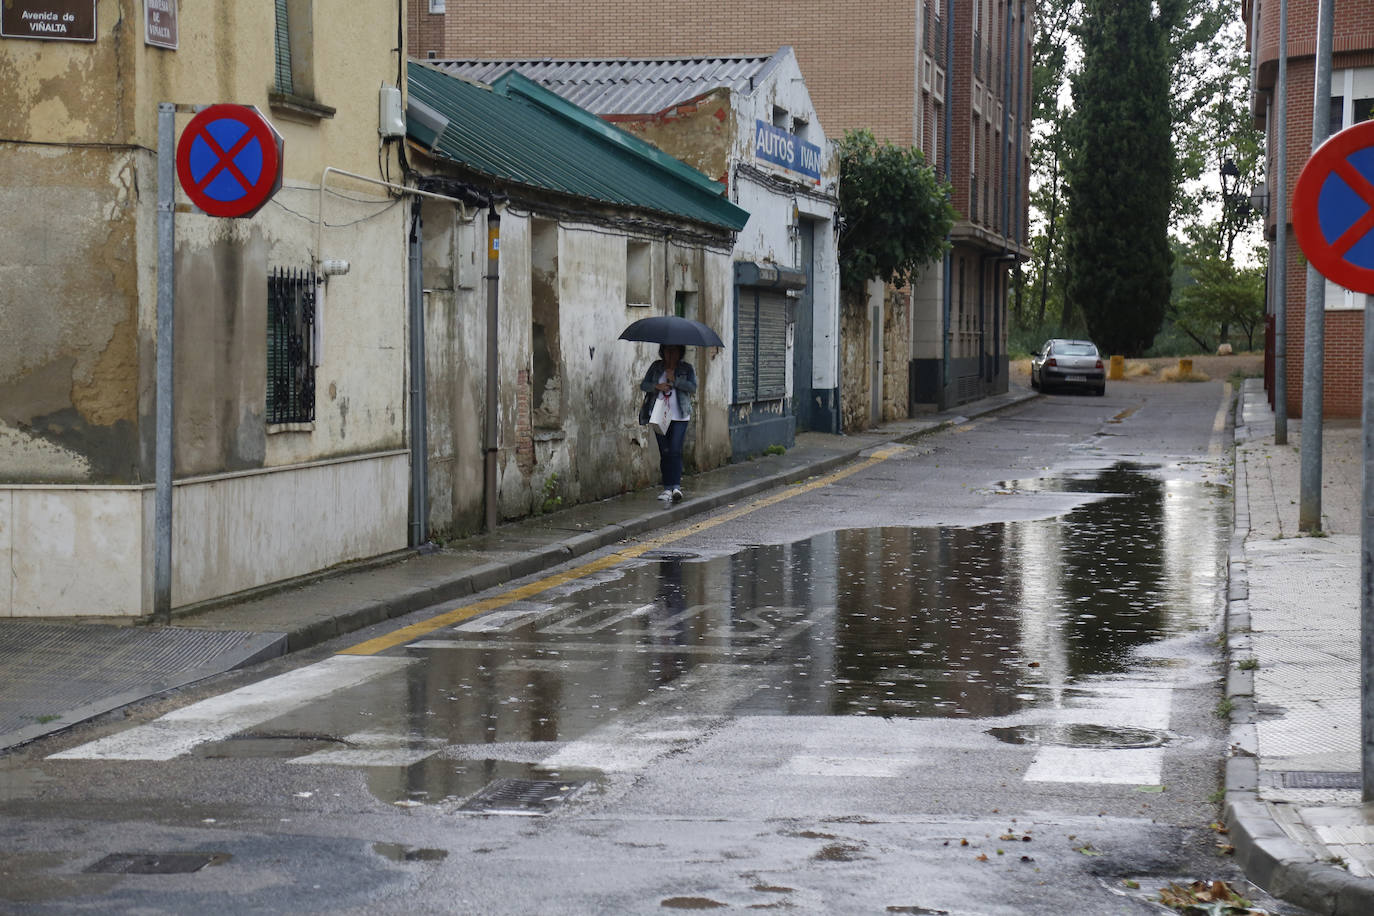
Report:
0,380,1312,914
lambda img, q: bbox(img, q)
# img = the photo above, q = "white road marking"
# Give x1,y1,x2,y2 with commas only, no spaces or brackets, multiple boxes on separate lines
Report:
1023,682,1172,785
287,730,446,768
1024,747,1165,785
48,656,412,761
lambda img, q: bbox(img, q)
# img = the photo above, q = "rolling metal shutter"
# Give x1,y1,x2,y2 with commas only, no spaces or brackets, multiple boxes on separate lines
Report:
756,290,788,399
736,292,757,401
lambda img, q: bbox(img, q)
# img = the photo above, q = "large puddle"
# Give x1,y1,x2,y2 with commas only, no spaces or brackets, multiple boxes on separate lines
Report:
198,463,1229,804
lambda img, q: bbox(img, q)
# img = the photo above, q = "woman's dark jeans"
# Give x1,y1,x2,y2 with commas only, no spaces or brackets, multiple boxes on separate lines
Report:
655,420,688,489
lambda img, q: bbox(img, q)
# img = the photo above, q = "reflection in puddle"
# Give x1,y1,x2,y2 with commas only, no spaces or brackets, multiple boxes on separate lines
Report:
227,463,1225,804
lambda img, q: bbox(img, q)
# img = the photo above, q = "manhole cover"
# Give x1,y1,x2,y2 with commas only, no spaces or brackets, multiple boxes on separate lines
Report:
1279,771,1361,789
986,723,1168,749
641,550,701,561
458,778,587,815
85,852,229,874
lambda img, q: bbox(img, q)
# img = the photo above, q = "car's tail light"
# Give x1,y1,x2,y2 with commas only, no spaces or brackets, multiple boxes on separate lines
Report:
1095,359,1104,369
1046,358,1057,367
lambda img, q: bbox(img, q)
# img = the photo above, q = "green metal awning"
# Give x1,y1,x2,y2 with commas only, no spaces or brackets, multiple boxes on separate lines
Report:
407,62,749,233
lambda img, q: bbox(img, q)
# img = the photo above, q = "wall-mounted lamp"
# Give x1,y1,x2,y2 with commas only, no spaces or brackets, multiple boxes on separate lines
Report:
1249,181,1269,217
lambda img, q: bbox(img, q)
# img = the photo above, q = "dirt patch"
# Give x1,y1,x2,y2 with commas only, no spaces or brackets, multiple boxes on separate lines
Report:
1011,353,1263,386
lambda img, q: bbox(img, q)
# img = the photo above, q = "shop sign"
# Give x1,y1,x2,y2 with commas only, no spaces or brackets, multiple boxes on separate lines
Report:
754,119,823,183
1,0,96,42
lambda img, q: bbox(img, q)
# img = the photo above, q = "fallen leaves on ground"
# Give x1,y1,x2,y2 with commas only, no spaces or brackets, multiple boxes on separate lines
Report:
1157,879,1269,914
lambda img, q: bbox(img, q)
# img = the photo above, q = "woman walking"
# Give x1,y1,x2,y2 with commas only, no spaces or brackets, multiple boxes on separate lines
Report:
638,344,696,502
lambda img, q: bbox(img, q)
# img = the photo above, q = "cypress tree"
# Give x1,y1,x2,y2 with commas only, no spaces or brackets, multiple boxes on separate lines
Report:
1063,0,1175,356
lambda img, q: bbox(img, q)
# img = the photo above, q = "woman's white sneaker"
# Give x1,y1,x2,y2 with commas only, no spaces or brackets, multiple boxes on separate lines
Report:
657,489,674,502
671,488,684,502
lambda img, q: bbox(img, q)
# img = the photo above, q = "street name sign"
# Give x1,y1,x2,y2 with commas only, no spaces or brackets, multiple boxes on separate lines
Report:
175,104,283,219
1293,119,1374,295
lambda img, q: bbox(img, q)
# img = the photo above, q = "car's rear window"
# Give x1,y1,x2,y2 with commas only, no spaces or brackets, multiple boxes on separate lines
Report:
1058,344,1097,356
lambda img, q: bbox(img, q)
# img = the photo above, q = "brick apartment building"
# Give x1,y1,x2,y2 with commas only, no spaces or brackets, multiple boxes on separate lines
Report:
408,0,1033,413
1245,0,1374,418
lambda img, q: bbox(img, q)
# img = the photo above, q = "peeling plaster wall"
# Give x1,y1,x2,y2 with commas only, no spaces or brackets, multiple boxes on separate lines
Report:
0,143,145,483
613,87,735,184
0,1,410,615
420,205,732,538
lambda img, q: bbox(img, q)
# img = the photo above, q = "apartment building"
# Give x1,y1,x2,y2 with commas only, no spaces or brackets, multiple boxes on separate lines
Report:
1245,0,1374,418
408,0,1033,414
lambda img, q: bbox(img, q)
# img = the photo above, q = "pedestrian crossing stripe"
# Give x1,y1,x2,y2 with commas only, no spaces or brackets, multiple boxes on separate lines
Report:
48,656,411,761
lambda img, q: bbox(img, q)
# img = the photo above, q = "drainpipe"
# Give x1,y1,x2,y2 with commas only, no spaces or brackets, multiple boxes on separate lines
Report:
408,198,428,547
484,206,501,532
978,255,987,381
941,0,956,403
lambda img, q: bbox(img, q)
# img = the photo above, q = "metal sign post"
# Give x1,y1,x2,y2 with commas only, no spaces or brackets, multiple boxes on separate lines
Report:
1292,118,1374,802
152,102,284,625
154,102,175,625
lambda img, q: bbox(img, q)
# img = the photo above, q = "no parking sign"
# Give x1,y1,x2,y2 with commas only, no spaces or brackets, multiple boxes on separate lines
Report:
1293,120,1374,295
175,104,283,219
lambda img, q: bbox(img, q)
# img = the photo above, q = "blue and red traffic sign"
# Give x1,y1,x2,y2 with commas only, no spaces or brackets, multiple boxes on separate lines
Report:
175,104,283,219
1293,119,1374,295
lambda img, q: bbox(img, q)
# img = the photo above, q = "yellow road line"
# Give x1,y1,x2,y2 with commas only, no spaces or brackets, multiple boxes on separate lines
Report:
341,444,910,656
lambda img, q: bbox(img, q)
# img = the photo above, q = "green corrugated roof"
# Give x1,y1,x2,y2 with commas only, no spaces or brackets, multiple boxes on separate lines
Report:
407,62,749,232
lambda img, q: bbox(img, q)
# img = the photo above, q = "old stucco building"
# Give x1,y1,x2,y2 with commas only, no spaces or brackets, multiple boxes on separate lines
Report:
405,62,748,537
1,1,412,616
434,49,843,454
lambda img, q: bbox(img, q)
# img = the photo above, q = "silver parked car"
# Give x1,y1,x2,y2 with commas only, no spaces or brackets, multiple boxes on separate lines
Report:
1030,338,1106,395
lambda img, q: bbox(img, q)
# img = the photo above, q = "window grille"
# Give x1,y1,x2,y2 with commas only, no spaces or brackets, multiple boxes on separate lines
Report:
267,267,316,423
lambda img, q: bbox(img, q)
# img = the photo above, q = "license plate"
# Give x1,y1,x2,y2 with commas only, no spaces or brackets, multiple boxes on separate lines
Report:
1065,375,1083,382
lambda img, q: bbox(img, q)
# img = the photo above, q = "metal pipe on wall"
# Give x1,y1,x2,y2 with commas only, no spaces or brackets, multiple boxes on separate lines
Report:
484,207,501,532
407,198,428,547
1275,0,1289,444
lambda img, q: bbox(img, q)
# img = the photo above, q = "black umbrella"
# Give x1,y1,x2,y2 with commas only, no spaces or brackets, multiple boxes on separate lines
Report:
619,315,724,348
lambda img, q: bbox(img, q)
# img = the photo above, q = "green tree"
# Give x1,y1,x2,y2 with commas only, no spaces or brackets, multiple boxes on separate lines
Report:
1019,0,1079,332
1063,0,1178,356
1173,250,1266,351
836,129,955,294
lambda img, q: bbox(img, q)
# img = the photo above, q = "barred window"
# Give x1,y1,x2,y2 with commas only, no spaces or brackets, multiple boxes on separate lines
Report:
267,267,316,424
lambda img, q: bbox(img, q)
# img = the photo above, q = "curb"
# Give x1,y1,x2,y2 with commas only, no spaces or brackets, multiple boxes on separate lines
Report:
1224,397,1374,915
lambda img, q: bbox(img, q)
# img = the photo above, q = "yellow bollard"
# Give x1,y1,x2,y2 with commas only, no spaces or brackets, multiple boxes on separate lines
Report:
1109,355,1125,380
1178,358,1193,377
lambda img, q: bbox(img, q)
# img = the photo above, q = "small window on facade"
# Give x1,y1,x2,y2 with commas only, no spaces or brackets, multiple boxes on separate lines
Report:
772,106,789,129
273,0,294,95
267,267,317,424
530,219,562,429
674,290,697,320
429,0,446,11
273,0,315,100
626,239,652,306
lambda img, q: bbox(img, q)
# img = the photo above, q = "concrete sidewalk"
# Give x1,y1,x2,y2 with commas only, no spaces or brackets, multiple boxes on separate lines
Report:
0,388,1034,753
1227,378,1374,914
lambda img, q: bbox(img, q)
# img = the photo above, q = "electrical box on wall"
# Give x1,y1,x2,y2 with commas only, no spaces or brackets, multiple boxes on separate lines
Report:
379,85,405,138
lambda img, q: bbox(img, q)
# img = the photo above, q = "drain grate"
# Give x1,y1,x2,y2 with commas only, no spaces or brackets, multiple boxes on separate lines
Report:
86,852,228,874
1279,771,1361,789
458,778,586,815
641,550,701,561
